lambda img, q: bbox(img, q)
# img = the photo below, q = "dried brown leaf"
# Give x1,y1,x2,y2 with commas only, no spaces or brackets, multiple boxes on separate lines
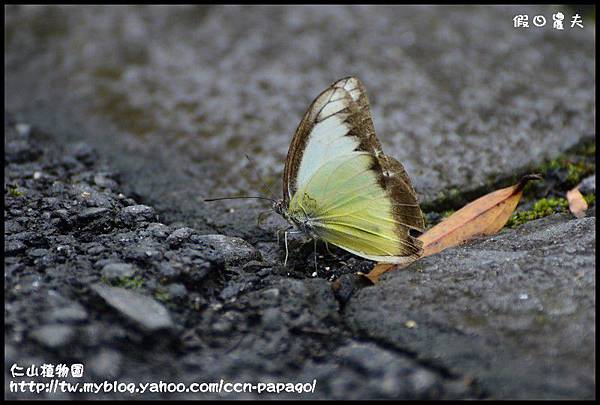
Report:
362,263,395,284
365,174,542,283
567,186,588,218
419,175,541,257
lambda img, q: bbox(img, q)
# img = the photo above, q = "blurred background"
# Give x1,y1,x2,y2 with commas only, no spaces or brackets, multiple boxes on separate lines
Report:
5,5,595,238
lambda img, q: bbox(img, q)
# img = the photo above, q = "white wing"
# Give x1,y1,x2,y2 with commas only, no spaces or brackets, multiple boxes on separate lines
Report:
295,87,361,190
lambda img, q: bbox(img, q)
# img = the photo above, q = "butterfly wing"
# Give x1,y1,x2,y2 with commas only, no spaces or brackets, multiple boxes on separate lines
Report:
289,152,422,263
283,76,424,263
282,84,357,204
332,77,425,233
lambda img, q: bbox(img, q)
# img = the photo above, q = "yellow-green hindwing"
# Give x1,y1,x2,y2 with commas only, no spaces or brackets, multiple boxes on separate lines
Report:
284,77,424,264
289,153,419,263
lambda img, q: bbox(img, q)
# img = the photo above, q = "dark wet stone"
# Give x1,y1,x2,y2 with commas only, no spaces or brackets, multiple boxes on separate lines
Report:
5,139,41,163
86,243,106,255
257,267,273,278
260,287,280,300
15,122,32,137
5,344,17,365
72,184,115,208
172,243,225,271
261,307,284,331
579,175,595,194
155,261,181,279
211,317,235,335
219,282,246,301
71,142,98,165
118,205,156,226
331,273,372,305
424,212,443,226
193,234,261,265
345,215,595,399
9,231,47,247
242,260,271,273
166,283,188,300
331,342,443,399
166,227,194,246
52,209,72,229
48,302,89,323
40,196,60,210
78,207,110,220
93,173,118,189
82,322,128,348
124,241,164,264
178,258,216,285
4,219,24,234
30,324,75,349
102,263,136,279
88,349,122,378
91,284,174,332
28,248,49,258
146,222,171,239
5,240,26,255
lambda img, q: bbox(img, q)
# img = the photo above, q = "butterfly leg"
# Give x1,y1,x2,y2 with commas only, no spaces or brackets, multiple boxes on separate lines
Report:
313,239,318,272
324,241,334,256
284,230,289,267
276,225,290,245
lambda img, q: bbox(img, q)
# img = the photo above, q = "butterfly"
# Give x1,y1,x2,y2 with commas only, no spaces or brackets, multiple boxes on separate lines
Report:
272,76,425,265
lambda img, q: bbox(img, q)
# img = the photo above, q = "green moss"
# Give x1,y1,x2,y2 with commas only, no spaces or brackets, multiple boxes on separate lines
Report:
567,160,593,186
441,209,455,218
506,197,569,228
448,188,461,198
424,139,595,227
154,289,170,303
422,210,454,227
8,185,23,197
582,142,595,157
106,275,144,290
583,193,595,206
539,147,595,189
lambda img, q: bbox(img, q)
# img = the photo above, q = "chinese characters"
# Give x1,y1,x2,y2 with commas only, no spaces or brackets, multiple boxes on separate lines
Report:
10,363,84,379
513,12,585,29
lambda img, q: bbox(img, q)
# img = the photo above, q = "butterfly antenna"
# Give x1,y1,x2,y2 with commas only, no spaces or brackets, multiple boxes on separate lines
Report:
204,152,278,204
204,196,276,203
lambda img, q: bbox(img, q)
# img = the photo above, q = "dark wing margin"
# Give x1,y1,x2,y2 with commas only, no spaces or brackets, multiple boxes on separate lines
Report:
334,77,425,247
283,76,425,256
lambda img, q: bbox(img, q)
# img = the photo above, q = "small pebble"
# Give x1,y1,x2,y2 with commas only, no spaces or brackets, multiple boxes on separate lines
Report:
30,324,75,349
102,263,136,279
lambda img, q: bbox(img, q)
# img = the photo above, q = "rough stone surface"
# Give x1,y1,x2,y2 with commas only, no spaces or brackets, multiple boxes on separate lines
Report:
118,205,156,226
88,349,122,379
345,214,596,399
90,284,174,332
579,174,595,194
30,325,76,350
193,234,262,265
4,5,596,400
101,262,136,280
47,303,89,323
4,111,595,399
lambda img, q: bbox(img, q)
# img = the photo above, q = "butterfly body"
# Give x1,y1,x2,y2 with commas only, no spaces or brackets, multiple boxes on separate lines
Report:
276,77,425,265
